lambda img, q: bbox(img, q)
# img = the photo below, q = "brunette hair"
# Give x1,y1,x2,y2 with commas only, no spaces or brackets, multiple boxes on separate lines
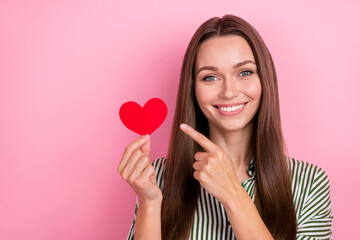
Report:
161,14,297,240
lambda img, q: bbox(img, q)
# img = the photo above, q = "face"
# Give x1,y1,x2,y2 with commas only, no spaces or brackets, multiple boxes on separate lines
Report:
194,35,262,134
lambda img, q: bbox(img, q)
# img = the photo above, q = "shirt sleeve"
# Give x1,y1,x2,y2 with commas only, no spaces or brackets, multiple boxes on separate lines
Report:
296,165,333,240
126,199,138,240
126,158,166,240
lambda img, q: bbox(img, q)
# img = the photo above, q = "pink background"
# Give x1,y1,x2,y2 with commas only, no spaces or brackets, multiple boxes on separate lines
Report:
1,0,359,239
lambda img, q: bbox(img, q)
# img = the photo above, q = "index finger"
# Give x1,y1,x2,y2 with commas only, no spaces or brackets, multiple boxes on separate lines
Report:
180,123,217,153
119,134,150,170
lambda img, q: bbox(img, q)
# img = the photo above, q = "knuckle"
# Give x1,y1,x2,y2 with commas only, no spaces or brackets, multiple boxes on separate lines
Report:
124,145,132,154
197,171,205,180
145,164,154,174
147,163,154,171
141,154,150,162
121,172,128,181
127,177,134,184
125,140,140,153
148,167,155,176
204,163,211,171
132,148,140,156
139,156,149,166
207,156,215,165
215,149,224,158
120,168,130,181
124,143,132,151
130,149,142,161
119,168,124,176
136,149,145,157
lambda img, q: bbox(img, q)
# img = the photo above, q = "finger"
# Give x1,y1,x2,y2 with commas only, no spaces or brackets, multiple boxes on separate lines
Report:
120,148,144,179
140,163,156,181
118,135,150,172
140,138,151,154
180,123,218,153
194,151,210,161
128,155,150,181
193,170,201,181
193,161,205,171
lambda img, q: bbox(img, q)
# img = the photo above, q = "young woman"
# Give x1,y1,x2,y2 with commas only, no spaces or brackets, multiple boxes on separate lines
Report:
118,15,333,240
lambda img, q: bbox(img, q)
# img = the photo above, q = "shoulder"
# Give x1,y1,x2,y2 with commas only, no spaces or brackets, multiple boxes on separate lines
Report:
286,158,333,237
287,156,332,215
287,156,330,183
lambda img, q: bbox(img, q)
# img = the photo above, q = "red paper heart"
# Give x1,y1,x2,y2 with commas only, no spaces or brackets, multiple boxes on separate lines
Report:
119,98,167,135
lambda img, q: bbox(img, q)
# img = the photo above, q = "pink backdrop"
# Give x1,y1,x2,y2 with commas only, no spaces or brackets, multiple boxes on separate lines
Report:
1,0,359,239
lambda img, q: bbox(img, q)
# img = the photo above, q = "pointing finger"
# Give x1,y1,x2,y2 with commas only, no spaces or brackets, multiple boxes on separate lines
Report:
180,123,218,153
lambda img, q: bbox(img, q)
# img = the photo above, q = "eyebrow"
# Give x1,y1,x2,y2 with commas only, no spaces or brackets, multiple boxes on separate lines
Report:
196,60,256,75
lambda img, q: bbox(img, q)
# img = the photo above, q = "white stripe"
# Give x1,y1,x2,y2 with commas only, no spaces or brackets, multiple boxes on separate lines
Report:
126,157,332,239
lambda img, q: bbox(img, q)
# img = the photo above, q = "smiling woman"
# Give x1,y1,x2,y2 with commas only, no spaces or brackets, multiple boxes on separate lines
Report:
119,14,333,240
195,35,262,134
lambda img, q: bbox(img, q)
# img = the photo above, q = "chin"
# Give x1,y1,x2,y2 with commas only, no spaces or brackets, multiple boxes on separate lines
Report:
211,118,255,133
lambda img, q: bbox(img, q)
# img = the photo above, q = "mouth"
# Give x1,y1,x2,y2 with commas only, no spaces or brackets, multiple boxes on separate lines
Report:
213,102,247,112
211,102,248,116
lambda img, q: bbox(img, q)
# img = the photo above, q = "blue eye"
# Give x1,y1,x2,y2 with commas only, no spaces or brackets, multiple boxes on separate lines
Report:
203,75,218,81
239,70,253,77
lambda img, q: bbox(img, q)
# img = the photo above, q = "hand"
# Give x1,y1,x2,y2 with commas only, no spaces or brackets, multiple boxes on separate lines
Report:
180,123,242,205
118,135,162,205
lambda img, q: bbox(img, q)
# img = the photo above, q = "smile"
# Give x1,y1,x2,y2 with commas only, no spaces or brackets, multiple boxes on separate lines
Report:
218,104,245,112
213,103,247,116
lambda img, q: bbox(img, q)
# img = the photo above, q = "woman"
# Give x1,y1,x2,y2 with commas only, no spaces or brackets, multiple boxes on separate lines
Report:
118,15,333,240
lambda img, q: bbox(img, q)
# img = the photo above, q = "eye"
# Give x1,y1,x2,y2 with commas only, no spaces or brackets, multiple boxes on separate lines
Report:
239,70,254,77
202,75,219,81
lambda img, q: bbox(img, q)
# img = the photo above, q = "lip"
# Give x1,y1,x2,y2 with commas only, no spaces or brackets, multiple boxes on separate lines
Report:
213,102,247,116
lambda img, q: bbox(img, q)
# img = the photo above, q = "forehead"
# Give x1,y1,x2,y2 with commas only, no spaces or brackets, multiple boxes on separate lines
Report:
195,35,255,68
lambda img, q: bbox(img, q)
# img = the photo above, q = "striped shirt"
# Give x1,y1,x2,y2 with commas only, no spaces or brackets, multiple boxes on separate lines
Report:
127,157,333,239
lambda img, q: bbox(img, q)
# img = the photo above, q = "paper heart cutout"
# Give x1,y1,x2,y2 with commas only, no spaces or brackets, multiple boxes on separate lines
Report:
119,98,167,135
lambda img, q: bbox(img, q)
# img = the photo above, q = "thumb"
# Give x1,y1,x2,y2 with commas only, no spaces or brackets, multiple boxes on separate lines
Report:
140,137,151,154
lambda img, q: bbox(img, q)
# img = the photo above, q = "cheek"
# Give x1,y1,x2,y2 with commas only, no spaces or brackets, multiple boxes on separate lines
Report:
195,83,211,107
244,79,262,100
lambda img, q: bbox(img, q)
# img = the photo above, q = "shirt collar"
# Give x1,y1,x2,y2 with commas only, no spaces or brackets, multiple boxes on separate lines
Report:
247,155,256,177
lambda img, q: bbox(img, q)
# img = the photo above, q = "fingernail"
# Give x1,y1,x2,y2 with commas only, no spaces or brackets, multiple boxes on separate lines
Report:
180,124,188,131
142,134,150,140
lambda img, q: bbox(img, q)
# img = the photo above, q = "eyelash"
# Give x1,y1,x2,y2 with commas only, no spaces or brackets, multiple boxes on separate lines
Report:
240,70,254,77
202,70,254,81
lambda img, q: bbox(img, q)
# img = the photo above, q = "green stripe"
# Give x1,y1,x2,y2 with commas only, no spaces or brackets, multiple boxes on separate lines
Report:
127,157,333,240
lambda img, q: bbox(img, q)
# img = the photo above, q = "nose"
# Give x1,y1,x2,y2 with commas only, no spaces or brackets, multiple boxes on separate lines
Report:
219,78,239,99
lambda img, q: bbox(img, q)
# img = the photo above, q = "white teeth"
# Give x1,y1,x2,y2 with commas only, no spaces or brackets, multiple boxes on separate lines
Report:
219,104,245,112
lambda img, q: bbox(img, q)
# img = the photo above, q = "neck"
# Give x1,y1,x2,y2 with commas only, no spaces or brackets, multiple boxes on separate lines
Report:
208,121,255,170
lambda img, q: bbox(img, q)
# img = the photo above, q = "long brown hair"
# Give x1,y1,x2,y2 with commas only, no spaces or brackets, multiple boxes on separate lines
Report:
161,14,297,240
